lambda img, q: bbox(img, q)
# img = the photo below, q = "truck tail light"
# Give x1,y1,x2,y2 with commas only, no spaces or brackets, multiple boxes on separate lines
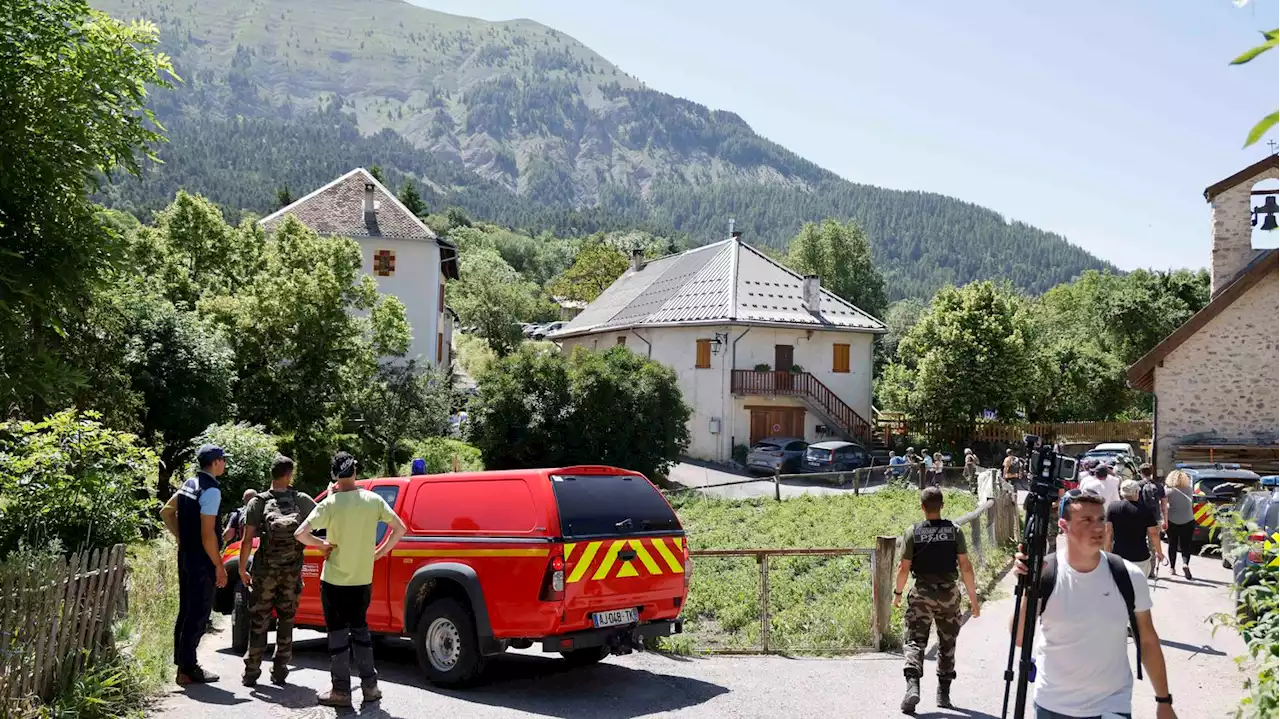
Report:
540,554,565,601
682,541,691,588
1247,530,1267,564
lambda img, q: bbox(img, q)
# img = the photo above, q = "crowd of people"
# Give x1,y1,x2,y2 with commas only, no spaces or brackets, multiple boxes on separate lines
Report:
158,445,407,708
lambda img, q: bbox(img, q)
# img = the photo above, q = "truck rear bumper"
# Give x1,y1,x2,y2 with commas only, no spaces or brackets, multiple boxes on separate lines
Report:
539,618,683,653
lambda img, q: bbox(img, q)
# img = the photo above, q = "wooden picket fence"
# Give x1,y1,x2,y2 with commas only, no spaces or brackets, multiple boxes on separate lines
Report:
0,545,128,709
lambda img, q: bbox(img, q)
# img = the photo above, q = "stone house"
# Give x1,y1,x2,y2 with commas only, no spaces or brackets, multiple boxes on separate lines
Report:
259,168,460,367
1127,154,1279,473
548,235,887,463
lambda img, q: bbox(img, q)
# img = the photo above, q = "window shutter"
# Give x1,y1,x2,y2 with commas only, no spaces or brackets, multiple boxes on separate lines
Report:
833,344,850,373
437,333,444,363
696,339,712,368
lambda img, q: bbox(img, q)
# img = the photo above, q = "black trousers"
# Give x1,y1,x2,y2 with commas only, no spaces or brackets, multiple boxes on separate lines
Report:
320,582,376,691
173,551,216,670
1166,520,1195,568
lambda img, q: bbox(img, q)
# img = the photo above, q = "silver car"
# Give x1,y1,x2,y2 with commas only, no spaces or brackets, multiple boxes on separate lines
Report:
746,437,809,475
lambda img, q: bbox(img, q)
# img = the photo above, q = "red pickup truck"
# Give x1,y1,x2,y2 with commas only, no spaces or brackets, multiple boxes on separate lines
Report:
216,465,689,686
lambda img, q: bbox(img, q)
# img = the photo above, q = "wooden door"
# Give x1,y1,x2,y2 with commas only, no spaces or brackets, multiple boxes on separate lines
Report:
775,345,794,391
748,406,806,444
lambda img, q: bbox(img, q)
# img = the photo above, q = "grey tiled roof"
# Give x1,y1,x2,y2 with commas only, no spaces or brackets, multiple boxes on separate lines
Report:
259,168,436,241
550,238,886,339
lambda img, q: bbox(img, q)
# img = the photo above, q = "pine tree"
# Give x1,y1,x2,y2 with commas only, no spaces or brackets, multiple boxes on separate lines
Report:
398,181,427,217
276,185,293,208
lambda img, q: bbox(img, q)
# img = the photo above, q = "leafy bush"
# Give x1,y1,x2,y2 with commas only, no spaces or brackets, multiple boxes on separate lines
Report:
184,423,279,513
753,363,771,372
1213,516,1278,718
115,537,181,695
468,345,690,483
43,653,147,719
455,333,497,378
400,437,484,475
732,443,749,465
0,410,156,557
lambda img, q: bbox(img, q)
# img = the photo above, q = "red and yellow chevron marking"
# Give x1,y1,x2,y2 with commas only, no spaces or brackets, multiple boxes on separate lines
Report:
1193,502,1216,528
1267,532,1278,568
563,537,685,583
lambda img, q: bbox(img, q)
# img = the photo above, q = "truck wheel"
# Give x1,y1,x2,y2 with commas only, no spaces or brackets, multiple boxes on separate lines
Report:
231,586,250,655
413,598,486,687
560,646,609,666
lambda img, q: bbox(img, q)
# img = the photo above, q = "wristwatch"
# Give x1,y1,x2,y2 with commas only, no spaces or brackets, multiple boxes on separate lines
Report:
1155,694,1173,705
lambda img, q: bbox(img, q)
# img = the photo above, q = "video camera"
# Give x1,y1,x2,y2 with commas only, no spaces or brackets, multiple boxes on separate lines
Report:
1022,434,1076,500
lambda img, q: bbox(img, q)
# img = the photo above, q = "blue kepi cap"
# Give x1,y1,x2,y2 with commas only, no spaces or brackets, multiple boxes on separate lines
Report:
196,444,226,467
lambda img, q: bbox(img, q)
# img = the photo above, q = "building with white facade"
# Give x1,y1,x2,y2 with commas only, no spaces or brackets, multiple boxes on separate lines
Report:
259,168,459,367
549,236,887,463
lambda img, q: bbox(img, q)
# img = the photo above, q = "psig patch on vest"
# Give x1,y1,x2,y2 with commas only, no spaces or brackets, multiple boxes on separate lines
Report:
915,525,956,544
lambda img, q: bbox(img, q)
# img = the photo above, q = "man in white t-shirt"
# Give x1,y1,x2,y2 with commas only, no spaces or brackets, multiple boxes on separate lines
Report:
1013,491,1177,719
1079,464,1120,508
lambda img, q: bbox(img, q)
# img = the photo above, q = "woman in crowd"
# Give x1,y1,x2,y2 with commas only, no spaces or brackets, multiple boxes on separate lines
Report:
1164,469,1196,579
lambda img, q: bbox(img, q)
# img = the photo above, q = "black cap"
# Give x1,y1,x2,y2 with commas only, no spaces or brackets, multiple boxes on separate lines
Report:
331,452,358,479
196,444,226,467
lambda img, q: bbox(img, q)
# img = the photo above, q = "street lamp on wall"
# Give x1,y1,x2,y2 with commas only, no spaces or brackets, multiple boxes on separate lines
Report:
710,332,728,355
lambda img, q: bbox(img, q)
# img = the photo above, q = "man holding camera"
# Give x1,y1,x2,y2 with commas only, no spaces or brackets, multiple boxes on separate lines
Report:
893,487,981,714
1013,490,1176,718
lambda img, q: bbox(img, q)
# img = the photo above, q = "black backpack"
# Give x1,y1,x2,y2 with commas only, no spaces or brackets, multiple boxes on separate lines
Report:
1038,552,1143,680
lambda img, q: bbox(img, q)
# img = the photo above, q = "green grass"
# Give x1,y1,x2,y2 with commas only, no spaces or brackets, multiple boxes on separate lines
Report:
666,488,977,654
113,538,182,696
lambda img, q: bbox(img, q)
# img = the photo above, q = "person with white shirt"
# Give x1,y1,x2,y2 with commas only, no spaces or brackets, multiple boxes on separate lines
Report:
1013,491,1177,719
1080,464,1120,508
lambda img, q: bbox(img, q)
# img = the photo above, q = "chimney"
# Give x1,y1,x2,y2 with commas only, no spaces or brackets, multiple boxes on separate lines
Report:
802,275,821,313
363,182,377,215
630,247,644,271
728,218,735,236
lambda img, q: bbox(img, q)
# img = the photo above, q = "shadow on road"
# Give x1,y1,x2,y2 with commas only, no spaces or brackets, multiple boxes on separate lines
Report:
914,709,1001,719
1160,638,1227,657
285,637,729,718
175,683,251,707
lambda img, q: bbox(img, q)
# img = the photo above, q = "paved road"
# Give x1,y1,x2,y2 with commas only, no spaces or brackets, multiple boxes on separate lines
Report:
667,461,888,499
151,548,1245,718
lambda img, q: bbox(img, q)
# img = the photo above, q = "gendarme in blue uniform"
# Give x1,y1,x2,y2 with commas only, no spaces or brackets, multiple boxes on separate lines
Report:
172,446,225,678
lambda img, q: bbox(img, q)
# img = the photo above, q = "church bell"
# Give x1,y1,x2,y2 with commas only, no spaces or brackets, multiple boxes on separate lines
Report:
1253,195,1279,231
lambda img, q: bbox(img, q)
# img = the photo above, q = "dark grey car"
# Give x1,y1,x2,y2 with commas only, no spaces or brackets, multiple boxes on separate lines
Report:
746,437,808,474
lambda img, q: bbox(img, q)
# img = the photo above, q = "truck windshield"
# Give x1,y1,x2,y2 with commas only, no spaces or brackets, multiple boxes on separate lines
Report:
551,474,682,538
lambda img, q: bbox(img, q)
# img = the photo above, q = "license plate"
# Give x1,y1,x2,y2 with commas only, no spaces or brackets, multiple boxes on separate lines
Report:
592,608,639,628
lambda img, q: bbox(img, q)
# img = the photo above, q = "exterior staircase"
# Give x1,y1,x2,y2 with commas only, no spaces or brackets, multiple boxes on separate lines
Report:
731,370,872,446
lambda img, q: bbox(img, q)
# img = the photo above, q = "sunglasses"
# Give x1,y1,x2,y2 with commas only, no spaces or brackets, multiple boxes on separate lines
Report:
1059,487,1102,519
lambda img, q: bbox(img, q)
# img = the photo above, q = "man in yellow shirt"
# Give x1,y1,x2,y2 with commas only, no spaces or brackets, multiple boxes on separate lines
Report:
295,452,407,708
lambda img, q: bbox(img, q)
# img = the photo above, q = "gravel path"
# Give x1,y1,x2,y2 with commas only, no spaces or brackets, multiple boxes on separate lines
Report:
149,545,1245,718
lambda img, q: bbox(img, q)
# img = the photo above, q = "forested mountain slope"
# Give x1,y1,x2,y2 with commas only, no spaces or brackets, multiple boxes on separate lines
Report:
94,0,1113,299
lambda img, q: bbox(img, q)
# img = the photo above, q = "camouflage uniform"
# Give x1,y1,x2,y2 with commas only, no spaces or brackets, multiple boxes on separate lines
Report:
242,488,315,683
901,520,967,682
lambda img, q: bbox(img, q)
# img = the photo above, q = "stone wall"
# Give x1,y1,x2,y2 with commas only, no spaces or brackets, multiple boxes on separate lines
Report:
1210,163,1279,295
1153,266,1279,470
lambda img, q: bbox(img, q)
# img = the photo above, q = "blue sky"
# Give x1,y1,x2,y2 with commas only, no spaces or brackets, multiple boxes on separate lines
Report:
412,0,1278,271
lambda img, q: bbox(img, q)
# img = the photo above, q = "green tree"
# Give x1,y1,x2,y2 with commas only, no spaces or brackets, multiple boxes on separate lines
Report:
353,362,451,476
546,240,630,303
875,298,926,373
786,219,888,320
199,215,411,479
397,181,428,217
0,0,175,416
877,281,1035,438
121,292,237,497
468,345,690,482
450,248,553,356
0,410,157,557
276,186,293,208
368,163,385,183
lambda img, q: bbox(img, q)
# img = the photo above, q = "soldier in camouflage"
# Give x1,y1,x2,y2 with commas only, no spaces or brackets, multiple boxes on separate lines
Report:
238,455,316,686
893,487,981,714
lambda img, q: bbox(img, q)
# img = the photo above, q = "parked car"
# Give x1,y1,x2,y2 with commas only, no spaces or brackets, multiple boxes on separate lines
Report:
216,465,688,686
800,441,871,474
1177,463,1261,546
533,321,566,340
1219,482,1278,614
745,437,808,474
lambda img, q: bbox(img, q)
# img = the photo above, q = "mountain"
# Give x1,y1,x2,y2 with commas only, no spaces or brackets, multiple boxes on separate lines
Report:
93,0,1113,301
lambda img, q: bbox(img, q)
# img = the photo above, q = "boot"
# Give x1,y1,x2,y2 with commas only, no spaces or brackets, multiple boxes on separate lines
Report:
317,690,353,708
270,663,289,685
901,676,921,714
937,679,953,708
240,669,260,687
362,680,382,704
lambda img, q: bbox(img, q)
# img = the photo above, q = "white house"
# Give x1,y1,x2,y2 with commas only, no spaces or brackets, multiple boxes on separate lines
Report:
259,168,460,367
549,235,887,463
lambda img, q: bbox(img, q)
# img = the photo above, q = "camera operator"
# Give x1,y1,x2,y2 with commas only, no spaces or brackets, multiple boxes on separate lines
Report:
1012,491,1176,719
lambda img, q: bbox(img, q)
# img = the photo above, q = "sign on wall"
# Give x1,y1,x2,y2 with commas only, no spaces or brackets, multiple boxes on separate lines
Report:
373,249,396,277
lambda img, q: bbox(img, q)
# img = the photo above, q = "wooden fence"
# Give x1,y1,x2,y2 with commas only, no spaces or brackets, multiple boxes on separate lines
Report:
0,545,128,709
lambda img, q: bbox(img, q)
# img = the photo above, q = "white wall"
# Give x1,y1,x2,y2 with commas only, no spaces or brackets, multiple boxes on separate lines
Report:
559,324,877,462
355,237,442,366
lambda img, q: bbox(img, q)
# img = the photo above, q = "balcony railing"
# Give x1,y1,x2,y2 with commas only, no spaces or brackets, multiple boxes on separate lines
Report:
731,370,871,444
